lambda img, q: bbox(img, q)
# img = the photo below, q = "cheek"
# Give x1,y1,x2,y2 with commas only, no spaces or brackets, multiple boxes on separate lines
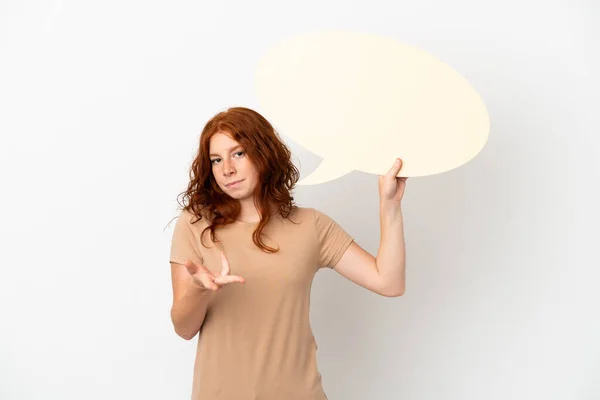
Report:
211,168,223,185
249,166,260,182
240,160,256,177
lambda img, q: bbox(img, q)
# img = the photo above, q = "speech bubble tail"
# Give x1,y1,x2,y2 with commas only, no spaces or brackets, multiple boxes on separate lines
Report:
296,159,353,186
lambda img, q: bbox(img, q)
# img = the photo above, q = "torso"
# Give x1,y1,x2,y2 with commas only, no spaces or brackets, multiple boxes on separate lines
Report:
189,207,328,400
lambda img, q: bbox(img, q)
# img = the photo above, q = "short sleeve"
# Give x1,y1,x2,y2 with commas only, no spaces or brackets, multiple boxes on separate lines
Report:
313,208,354,269
169,210,204,266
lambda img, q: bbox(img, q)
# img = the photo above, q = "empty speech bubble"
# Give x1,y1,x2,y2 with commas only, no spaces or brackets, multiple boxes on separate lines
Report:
254,29,490,185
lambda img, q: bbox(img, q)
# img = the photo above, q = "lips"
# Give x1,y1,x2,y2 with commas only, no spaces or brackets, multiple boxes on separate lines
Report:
226,179,244,187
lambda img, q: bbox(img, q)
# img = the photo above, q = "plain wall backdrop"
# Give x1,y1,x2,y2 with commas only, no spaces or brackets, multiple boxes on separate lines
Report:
1,1,598,399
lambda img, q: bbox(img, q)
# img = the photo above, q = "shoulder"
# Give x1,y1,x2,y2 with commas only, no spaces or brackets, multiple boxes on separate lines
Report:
285,206,320,224
310,207,335,224
288,206,314,218
178,208,211,231
286,207,338,229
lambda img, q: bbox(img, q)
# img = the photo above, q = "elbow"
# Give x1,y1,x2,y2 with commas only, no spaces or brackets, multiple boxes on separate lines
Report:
381,285,405,298
170,310,199,340
172,321,199,340
176,328,198,341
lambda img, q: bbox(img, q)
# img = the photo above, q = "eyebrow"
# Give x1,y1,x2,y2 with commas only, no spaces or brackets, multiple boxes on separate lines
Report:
209,145,243,158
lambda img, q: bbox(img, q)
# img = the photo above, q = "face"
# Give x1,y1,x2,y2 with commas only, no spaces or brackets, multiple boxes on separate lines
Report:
209,132,260,201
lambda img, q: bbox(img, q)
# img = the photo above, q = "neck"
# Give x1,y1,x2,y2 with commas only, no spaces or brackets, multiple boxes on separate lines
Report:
237,197,276,223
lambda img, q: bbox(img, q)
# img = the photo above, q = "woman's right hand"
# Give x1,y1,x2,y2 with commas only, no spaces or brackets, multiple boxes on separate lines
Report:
183,249,245,291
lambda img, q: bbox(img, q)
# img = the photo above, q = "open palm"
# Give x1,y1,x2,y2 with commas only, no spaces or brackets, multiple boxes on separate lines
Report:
183,250,245,291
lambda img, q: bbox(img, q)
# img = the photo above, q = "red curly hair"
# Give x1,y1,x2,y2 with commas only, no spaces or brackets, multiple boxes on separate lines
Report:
175,106,300,253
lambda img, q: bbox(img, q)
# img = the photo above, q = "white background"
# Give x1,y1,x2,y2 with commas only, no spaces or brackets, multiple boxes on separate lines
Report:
1,1,598,399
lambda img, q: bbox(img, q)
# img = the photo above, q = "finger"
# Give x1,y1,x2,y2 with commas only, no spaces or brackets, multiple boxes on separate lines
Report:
219,249,231,276
386,158,403,178
197,273,219,291
214,275,246,285
184,260,209,276
183,260,198,275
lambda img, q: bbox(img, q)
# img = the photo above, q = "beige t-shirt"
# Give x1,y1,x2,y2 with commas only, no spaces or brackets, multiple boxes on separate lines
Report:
169,206,354,400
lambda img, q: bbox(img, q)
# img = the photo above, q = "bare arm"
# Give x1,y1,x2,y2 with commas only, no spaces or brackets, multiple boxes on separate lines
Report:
374,202,406,295
170,262,215,340
169,250,244,340
332,158,408,297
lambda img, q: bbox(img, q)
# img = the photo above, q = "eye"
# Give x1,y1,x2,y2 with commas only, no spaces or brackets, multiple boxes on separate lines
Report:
210,158,221,165
234,151,245,158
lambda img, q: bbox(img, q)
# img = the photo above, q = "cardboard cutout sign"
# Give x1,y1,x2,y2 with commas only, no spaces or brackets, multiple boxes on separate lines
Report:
254,30,490,184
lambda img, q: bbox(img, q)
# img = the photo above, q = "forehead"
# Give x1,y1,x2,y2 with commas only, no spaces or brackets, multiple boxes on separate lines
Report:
209,131,240,152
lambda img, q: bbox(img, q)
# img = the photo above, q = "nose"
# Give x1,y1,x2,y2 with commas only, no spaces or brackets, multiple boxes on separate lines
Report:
222,160,236,176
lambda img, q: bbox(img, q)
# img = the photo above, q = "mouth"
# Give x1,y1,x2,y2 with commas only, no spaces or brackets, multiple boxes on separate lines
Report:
226,179,244,188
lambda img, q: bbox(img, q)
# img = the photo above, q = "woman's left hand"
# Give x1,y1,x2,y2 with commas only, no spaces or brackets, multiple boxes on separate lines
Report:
378,158,408,204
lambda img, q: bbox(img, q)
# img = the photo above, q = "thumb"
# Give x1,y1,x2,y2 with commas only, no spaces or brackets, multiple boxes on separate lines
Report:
386,158,402,179
220,249,231,276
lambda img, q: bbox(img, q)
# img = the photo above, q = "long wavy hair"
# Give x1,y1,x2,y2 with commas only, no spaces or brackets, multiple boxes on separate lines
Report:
175,106,300,253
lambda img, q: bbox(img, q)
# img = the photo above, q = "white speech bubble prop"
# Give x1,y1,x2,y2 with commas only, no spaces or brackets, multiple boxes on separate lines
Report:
254,30,490,184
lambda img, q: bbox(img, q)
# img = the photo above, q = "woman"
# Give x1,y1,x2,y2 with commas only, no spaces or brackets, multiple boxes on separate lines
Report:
169,106,407,399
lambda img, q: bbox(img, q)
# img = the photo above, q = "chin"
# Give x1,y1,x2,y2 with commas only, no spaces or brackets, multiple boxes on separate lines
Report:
221,189,249,200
